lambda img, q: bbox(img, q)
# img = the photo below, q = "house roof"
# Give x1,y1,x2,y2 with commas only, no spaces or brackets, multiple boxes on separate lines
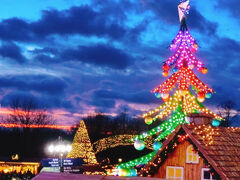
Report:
141,124,240,180
184,124,240,180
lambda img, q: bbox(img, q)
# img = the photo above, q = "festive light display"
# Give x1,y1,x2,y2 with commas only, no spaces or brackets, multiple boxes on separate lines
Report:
153,142,162,151
153,67,213,95
116,151,157,169
138,129,221,179
84,171,106,176
212,119,221,127
0,123,75,131
118,168,137,177
142,90,221,122
67,120,98,164
145,117,153,125
133,109,187,142
0,161,40,175
134,140,145,151
177,134,189,142
163,16,206,74
93,135,154,153
114,0,223,176
194,124,220,146
108,167,137,177
93,135,135,153
139,133,189,177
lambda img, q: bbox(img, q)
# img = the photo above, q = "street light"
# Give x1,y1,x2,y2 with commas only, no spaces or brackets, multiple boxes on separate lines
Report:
47,136,72,172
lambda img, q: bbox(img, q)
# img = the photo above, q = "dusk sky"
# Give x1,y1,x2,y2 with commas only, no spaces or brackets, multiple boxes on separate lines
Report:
0,0,239,125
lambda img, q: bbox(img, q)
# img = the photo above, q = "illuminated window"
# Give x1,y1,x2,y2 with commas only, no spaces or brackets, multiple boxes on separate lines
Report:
166,166,183,180
186,145,199,163
201,168,216,180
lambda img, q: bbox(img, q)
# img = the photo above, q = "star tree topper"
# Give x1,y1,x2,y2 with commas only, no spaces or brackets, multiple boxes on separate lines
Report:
178,0,190,22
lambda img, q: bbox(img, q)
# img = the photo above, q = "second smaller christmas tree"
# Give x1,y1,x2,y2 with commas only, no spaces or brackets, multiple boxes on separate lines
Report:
67,120,98,164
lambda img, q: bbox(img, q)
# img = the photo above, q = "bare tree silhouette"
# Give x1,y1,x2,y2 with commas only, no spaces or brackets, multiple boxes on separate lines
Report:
218,100,239,127
5,97,53,125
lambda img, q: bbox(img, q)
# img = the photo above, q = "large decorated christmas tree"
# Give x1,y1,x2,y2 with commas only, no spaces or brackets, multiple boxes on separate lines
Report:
114,0,222,176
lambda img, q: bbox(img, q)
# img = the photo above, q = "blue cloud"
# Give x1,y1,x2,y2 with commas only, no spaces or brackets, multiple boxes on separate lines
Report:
0,6,126,42
0,42,25,62
1,91,74,110
0,75,67,95
61,44,134,69
90,98,115,109
0,18,31,41
93,89,159,105
218,0,240,18
1,92,40,108
187,7,217,35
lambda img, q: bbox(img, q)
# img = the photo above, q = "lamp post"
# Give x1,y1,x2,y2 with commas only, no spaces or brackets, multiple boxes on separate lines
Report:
47,136,72,172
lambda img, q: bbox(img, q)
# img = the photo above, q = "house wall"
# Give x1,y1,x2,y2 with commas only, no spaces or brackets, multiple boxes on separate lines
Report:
153,140,207,180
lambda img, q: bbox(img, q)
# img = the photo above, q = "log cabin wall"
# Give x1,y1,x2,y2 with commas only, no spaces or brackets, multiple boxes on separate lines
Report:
153,140,207,180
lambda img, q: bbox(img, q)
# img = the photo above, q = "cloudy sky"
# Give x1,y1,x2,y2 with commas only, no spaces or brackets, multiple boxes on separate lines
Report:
0,0,239,125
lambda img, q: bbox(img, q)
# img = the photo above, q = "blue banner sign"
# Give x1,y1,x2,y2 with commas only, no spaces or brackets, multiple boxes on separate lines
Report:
41,158,84,167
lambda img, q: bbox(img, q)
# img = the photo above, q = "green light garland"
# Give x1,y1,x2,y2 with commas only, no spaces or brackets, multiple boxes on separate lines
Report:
115,109,188,169
116,151,158,169
132,109,187,142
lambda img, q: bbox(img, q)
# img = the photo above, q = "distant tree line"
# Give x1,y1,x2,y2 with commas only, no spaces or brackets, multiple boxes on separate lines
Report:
0,97,72,159
83,109,161,142
0,96,239,160
2,96,240,129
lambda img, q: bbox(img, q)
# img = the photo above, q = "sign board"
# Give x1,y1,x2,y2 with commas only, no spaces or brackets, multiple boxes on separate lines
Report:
41,158,84,167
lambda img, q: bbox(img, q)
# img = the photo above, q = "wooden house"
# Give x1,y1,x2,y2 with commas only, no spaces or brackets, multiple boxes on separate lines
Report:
139,115,240,180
